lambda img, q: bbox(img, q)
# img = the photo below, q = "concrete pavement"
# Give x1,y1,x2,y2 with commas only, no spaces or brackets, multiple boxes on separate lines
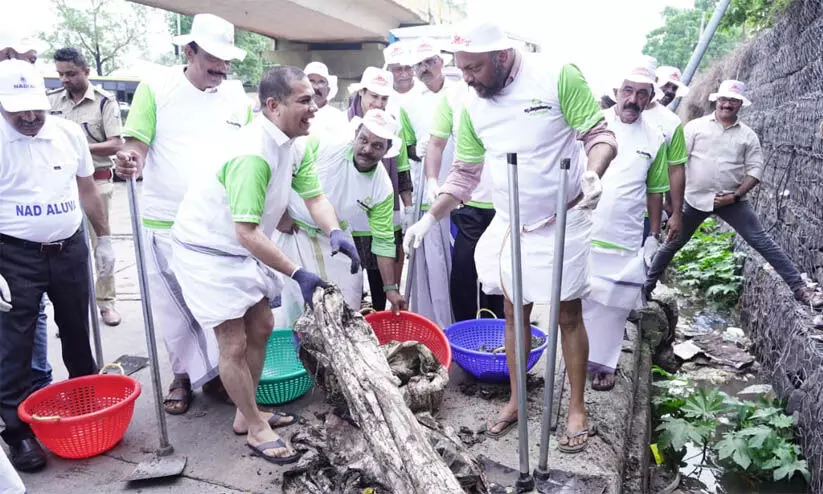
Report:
7,182,640,493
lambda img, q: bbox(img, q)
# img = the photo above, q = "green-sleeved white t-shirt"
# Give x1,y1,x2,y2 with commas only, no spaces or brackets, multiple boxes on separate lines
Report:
590,107,669,253
172,118,321,257
454,56,603,226
123,67,253,228
642,103,688,166
288,135,396,257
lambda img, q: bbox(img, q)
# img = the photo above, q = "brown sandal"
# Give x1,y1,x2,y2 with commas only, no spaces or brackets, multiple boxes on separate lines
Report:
163,377,193,415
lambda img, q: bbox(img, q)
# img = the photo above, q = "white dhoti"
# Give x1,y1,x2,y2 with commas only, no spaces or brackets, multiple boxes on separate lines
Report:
584,249,645,373
143,228,221,388
273,228,362,328
171,240,284,333
410,216,453,328
475,208,592,304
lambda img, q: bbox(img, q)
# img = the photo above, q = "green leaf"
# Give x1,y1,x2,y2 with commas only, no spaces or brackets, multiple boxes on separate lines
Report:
773,458,810,483
740,425,774,449
682,387,729,420
750,407,781,422
716,432,752,470
656,417,703,452
768,414,794,430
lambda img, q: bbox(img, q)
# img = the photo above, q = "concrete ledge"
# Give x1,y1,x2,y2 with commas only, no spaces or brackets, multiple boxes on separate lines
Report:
739,254,823,493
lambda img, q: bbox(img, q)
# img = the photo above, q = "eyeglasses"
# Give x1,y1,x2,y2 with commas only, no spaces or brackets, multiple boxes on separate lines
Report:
310,79,329,88
414,57,440,71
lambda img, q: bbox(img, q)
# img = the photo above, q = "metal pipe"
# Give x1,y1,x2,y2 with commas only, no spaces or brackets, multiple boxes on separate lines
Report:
535,158,571,477
83,218,104,366
670,0,732,112
506,153,534,490
403,163,428,312
127,177,173,455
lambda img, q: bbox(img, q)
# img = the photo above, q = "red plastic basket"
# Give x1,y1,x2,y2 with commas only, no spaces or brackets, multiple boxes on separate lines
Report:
18,370,141,459
365,311,452,369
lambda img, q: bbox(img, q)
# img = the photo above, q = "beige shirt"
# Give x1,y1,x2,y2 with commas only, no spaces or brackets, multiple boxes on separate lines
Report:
684,112,763,212
48,84,122,170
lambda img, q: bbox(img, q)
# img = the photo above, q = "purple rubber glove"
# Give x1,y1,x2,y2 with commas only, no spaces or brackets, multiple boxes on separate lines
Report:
329,229,361,274
291,268,329,308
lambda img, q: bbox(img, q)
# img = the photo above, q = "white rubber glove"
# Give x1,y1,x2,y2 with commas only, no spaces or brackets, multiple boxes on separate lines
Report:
0,273,12,312
643,235,660,268
402,206,416,233
403,212,437,251
95,236,116,277
425,177,440,205
577,170,603,210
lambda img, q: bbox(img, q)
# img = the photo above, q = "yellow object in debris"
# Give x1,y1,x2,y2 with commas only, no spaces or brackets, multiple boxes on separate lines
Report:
650,443,664,465
363,489,375,494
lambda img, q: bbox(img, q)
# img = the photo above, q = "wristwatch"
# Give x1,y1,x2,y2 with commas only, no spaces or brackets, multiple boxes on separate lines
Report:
383,284,399,293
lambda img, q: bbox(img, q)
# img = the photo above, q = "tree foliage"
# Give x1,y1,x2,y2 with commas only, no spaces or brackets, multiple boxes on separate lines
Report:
167,14,273,88
41,0,148,76
643,0,791,71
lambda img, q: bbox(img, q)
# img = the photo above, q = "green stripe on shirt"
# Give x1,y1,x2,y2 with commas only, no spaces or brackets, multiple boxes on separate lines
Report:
455,107,485,163
292,137,323,199
429,93,453,139
647,142,670,193
123,82,156,145
369,194,396,257
667,123,688,166
558,63,603,134
217,155,271,224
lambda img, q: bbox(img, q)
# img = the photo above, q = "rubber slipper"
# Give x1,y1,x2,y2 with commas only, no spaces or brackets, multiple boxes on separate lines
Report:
592,372,616,391
558,423,598,454
246,439,301,464
485,416,518,439
233,412,300,435
163,379,193,415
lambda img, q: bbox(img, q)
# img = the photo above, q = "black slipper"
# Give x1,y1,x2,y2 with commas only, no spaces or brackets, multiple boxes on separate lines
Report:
246,439,301,464
233,412,300,435
485,416,518,439
558,423,598,454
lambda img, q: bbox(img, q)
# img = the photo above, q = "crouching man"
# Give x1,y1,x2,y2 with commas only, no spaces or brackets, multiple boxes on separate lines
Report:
170,66,358,464
275,109,405,324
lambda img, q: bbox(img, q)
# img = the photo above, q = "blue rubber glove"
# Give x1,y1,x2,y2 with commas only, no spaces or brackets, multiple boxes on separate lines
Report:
291,268,328,308
329,229,361,274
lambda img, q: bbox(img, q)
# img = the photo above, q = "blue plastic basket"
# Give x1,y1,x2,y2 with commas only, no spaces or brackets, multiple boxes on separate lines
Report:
255,328,313,405
444,318,549,382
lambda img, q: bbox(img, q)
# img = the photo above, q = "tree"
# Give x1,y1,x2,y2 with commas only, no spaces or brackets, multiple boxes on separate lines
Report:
166,14,274,88
41,0,148,76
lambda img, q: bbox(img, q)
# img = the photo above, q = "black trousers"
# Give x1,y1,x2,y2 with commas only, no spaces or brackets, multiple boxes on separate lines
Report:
450,206,504,321
0,230,97,446
367,268,387,311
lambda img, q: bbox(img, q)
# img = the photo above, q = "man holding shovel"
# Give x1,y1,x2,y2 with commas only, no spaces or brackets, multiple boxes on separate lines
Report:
404,21,616,453
171,66,358,463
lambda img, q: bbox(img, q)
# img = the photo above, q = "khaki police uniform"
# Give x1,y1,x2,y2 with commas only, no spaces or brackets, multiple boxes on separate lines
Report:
48,84,121,310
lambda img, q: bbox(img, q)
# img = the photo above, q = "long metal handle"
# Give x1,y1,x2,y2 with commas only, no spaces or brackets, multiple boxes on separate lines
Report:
536,158,572,475
403,160,428,311
506,153,533,488
82,218,104,366
126,177,173,455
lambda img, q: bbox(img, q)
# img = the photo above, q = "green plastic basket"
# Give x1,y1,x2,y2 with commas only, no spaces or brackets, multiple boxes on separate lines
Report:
255,328,313,405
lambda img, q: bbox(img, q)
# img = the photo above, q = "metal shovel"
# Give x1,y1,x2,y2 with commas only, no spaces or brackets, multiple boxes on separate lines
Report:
403,161,428,311
124,176,186,482
82,218,104,366
506,152,535,492
535,158,572,480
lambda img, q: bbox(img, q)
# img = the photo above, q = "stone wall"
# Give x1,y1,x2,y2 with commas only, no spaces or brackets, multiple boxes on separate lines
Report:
680,2,823,491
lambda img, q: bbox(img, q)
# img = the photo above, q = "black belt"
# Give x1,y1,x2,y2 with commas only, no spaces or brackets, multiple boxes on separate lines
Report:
0,230,82,254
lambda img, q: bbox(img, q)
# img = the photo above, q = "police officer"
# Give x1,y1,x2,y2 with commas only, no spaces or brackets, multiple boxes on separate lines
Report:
48,47,123,326
0,59,114,471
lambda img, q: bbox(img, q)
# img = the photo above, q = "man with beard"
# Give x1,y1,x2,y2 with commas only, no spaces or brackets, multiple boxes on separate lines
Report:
644,80,823,309
655,65,689,107
585,61,669,392
0,59,111,471
304,61,347,137
345,67,413,311
275,109,406,324
48,47,123,326
114,13,256,416
405,21,617,452
172,66,355,464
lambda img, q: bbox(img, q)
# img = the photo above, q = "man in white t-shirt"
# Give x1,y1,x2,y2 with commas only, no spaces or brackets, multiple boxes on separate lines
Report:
172,66,358,464
276,109,406,323
304,61,348,138
0,60,112,472
405,21,617,452
114,13,254,416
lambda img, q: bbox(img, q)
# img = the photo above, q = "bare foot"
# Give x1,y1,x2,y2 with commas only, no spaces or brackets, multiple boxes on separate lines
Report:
247,425,295,460
233,409,295,434
559,407,589,449
486,401,518,435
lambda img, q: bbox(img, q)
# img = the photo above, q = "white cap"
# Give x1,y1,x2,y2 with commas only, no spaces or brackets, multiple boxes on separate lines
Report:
173,13,246,62
348,67,394,97
655,65,690,98
449,20,515,54
408,37,453,66
709,79,751,107
383,41,413,67
0,60,50,112
351,109,402,158
621,56,658,86
304,61,338,100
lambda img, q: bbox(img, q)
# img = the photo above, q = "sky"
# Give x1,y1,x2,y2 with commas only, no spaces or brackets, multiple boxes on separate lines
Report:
7,0,695,94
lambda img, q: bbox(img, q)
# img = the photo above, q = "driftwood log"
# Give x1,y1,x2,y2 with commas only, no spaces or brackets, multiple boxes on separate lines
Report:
294,286,464,493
